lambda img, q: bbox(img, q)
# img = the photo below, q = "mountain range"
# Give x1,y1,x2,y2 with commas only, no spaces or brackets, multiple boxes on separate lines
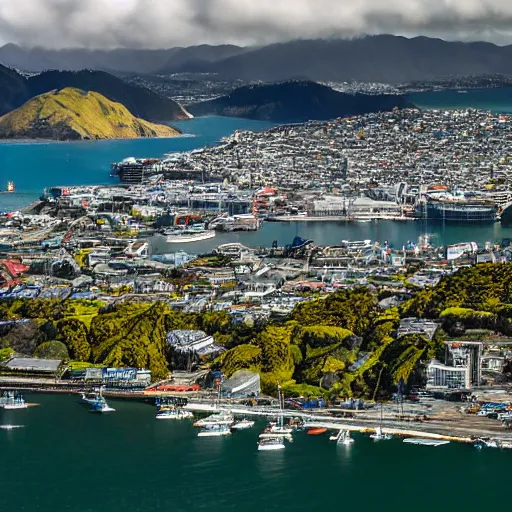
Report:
3,36,512,83
187,80,412,121
0,66,187,120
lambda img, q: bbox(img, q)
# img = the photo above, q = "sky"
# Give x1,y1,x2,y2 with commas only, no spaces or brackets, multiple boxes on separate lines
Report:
1,0,512,49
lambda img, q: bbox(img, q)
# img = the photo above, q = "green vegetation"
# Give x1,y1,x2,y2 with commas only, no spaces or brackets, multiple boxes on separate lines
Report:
2,263,512,393
0,87,180,141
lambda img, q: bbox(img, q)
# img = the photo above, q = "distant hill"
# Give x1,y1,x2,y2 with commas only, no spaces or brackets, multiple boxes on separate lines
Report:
157,44,247,74
185,36,512,83
4,36,512,82
27,70,189,121
0,43,246,74
0,63,29,116
0,87,180,141
187,80,412,121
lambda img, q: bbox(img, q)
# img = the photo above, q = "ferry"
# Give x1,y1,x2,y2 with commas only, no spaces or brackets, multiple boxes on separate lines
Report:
165,224,216,244
0,391,27,409
258,436,286,451
197,424,231,437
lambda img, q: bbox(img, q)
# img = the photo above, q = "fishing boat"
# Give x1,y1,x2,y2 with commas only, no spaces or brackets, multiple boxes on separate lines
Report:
258,436,286,451
231,419,255,430
307,427,328,436
197,424,231,437
0,391,27,410
193,411,234,427
156,407,194,420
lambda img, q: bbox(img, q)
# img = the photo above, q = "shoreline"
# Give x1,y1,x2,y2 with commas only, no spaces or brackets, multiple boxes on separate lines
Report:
4,381,512,444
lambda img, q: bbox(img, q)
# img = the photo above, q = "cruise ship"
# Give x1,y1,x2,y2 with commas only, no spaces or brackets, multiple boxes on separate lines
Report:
416,189,498,222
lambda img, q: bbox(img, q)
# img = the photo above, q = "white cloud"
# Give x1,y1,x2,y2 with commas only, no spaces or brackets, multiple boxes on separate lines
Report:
1,0,512,48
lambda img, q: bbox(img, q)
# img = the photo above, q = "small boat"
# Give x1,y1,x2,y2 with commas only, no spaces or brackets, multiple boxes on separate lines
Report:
0,181,15,194
193,411,234,427
0,424,24,430
307,427,328,436
90,399,116,413
258,436,286,451
231,419,255,430
403,438,449,447
197,424,231,437
329,430,342,442
156,407,194,420
474,437,498,449
338,430,354,445
370,426,393,441
0,391,27,410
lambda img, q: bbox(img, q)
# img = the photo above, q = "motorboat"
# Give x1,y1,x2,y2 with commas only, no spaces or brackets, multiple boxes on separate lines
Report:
307,427,328,436
81,388,115,413
89,399,116,413
0,391,28,410
258,436,286,451
197,424,231,437
193,411,234,427
156,407,194,420
231,419,255,430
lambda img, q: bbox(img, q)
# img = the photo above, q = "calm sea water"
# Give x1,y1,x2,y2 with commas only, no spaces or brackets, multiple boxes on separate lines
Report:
0,394,508,512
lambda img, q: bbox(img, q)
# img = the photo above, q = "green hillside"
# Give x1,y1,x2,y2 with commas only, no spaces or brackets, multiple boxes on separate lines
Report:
0,87,180,140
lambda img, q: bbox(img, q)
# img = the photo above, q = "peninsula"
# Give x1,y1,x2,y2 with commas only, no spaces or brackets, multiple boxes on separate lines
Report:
187,80,412,121
0,87,180,141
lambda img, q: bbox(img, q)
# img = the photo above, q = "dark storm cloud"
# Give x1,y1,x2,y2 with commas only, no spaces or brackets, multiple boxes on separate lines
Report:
1,0,512,48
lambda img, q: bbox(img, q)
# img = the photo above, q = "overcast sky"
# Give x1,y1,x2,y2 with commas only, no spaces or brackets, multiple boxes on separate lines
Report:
1,0,512,49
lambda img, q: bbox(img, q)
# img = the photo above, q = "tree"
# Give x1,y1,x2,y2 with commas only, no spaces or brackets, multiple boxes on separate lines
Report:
34,340,69,360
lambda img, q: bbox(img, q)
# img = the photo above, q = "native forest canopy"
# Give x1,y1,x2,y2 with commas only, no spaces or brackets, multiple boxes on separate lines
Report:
2,263,512,397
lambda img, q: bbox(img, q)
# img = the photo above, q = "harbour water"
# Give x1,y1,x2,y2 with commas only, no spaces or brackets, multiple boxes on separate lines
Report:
150,219,512,254
2,92,512,249
0,394,509,512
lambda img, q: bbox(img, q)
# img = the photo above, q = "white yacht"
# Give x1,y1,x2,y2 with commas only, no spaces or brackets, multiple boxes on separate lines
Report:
231,419,255,430
156,407,194,420
193,411,234,427
258,436,286,451
197,424,232,437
